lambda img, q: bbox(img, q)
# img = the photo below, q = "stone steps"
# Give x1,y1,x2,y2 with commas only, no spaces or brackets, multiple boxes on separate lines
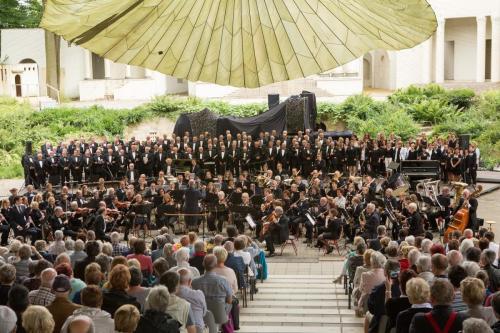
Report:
240,274,362,333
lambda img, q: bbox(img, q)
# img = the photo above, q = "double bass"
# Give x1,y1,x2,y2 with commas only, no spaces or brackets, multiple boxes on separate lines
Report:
443,185,482,243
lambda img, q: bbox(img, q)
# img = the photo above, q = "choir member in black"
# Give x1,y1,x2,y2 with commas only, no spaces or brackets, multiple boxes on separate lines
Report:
465,145,478,185
250,141,264,173
452,189,479,231
264,206,289,257
216,145,229,175
82,150,93,182
276,143,289,171
45,151,60,186
227,142,239,176
239,146,250,173
406,202,424,236
301,142,314,176
316,208,342,254
448,148,462,182
184,179,203,231
289,191,309,236
264,141,277,171
59,149,71,185
70,149,83,184
361,203,379,240
24,153,37,187
128,145,142,170
92,150,107,181
204,143,217,175
34,153,46,188
313,153,326,174
407,142,418,160
141,146,154,177
346,142,358,177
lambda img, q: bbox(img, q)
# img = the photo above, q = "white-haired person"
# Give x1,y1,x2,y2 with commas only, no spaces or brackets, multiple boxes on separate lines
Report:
462,318,493,333
22,305,55,333
168,247,200,278
212,246,238,294
459,277,496,325
416,255,434,284
48,230,66,256
396,277,432,333
110,231,129,257
134,285,180,333
406,202,424,236
177,268,207,331
357,251,386,316
70,239,87,268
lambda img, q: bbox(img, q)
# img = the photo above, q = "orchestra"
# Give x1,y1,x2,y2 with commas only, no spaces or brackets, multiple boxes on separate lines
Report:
4,129,481,256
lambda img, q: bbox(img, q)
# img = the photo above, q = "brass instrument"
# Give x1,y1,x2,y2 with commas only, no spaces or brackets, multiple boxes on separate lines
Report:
451,181,469,208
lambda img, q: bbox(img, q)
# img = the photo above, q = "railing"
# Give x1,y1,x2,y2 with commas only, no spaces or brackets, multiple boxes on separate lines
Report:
317,72,359,78
45,83,61,104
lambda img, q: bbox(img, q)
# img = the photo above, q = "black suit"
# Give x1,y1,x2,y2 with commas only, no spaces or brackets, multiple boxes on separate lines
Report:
265,215,289,255
409,305,468,333
94,215,110,242
363,212,380,240
407,211,424,236
453,197,478,231
184,188,202,229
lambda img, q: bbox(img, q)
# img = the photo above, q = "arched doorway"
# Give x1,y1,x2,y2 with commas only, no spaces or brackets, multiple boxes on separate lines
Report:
363,54,372,88
17,58,40,97
372,50,392,90
15,75,22,97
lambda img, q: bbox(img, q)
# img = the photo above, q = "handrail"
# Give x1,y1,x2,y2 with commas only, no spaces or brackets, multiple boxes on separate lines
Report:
45,83,61,104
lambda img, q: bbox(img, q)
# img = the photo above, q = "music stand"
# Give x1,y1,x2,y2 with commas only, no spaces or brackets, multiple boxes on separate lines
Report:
305,212,316,226
204,193,218,206
251,195,264,207
230,193,242,205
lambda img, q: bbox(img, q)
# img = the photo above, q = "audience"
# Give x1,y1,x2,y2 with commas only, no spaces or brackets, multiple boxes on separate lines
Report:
22,305,55,333
135,285,180,333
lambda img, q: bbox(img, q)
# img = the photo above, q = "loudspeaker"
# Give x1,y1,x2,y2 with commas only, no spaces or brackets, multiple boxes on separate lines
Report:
25,141,32,155
459,134,471,150
268,94,280,109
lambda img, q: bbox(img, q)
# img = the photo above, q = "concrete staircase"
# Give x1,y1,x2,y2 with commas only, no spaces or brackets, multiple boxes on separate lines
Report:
239,274,363,333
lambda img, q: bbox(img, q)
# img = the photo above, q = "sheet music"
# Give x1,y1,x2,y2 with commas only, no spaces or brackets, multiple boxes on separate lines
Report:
306,213,316,226
245,214,256,229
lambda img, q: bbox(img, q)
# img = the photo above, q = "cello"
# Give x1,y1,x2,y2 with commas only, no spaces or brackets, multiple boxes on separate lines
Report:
443,185,482,243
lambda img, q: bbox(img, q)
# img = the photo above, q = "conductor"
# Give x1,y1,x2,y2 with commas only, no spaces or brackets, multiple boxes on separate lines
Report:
184,179,202,231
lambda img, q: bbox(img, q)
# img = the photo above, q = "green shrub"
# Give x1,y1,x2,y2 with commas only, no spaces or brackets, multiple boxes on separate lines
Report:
346,104,419,141
444,88,476,110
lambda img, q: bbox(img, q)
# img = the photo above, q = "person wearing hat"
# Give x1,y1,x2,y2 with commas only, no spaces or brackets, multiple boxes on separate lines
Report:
0,305,17,333
46,274,81,333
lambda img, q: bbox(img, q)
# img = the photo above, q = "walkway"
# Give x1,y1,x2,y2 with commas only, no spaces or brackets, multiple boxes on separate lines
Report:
239,243,363,333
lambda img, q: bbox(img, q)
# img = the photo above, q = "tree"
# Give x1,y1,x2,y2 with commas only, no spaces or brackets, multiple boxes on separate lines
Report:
0,0,42,29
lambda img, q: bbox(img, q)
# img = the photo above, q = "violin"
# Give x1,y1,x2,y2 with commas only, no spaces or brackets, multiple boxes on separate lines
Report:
260,211,278,240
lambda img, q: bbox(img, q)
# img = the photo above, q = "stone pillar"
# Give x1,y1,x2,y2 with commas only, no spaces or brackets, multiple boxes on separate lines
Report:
476,16,486,83
145,69,153,78
491,16,500,82
125,65,132,78
84,50,92,79
104,59,112,79
421,36,433,84
435,18,445,83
